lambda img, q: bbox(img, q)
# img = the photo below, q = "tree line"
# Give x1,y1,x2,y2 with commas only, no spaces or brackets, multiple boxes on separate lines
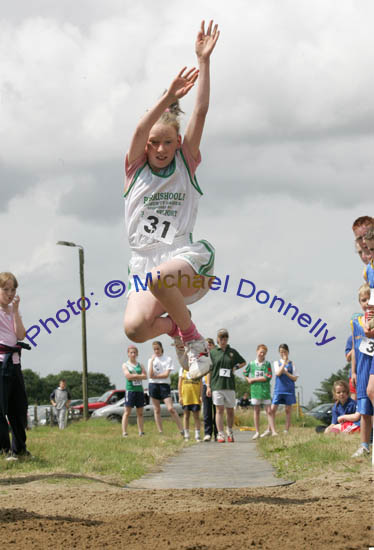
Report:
23,369,115,404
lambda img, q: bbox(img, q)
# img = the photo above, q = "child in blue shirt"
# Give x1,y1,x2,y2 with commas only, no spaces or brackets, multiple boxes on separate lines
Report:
269,343,298,433
325,380,360,434
350,284,374,457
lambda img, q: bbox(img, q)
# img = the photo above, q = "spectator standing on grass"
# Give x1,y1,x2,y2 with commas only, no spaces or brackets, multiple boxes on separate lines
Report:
350,284,374,457
0,272,31,461
269,343,298,434
345,335,356,401
178,367,202,441
202,337,217,442
148,341,183,435
50,379,71,430
122,345,147,437
206,329,246,443
244,344,277,439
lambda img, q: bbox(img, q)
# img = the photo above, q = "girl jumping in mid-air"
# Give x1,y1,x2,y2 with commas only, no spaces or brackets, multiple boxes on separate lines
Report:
124,20,219,379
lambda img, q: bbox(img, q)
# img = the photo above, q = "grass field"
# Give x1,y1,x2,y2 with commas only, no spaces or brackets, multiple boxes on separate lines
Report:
235,408,371,481
0,418,190,484
0,410,370,484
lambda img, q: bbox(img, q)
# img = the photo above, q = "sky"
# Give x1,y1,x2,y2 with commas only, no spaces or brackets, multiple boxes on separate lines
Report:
1,0,374,404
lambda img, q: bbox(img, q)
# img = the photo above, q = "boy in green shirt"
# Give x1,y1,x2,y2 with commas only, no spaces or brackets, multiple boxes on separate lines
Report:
244,344,277,440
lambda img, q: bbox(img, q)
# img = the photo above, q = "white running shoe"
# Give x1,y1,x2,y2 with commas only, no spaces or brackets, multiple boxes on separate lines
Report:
351,445,370,458
172,335,189,370
260,429,271,438
203,434,211,442
252,432,260,440
185,338,212,380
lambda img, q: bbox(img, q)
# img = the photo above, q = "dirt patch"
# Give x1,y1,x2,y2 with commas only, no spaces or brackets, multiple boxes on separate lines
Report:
0,470,372,549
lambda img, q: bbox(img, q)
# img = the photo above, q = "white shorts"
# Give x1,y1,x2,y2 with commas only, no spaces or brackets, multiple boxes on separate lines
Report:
127,234,215,305
212,390,236,408
251,398,271,406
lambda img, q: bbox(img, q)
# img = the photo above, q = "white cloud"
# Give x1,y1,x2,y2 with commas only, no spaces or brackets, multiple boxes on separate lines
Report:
2,1,374,402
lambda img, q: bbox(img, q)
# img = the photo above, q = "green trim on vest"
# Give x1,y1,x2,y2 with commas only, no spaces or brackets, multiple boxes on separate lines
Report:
180,149,203,195
197,240,215,276
124,161,148,198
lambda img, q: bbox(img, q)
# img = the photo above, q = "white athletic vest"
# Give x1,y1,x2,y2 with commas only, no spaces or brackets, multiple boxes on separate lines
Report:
124,150,202,251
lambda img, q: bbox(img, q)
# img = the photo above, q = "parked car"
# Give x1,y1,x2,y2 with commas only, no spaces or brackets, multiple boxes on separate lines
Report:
71,389,126,417
70,399,83,407
305,403,334,425
88,396,100,403
91,390,183,422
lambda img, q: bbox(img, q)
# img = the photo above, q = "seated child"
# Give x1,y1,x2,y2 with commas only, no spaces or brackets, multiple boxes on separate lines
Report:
324,380,360,434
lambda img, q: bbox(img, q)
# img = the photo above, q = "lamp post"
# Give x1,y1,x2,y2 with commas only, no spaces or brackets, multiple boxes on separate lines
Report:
57,241,89,421
296,384,304,406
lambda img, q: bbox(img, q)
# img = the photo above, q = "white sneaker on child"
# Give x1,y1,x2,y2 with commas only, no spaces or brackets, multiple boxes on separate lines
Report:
185,338,212,379
351,445,370,458
260,429,271,438
252,432,260,440
172,335,189,370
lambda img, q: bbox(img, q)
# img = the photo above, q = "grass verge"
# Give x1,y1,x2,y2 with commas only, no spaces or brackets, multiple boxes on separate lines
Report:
235,408,371,481
0,418,190,485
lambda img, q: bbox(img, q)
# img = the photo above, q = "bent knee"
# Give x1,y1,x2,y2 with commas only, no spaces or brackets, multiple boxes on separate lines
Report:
124,320,147,343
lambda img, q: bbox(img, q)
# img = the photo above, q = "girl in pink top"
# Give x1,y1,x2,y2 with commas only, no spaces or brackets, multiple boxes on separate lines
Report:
0,272,29,459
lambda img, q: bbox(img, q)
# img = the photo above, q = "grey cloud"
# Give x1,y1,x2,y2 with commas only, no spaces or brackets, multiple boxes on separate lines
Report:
0,164,36,212
57,161,123,224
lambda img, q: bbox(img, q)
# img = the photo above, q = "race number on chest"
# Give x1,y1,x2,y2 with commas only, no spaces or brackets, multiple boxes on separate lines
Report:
219,368,231,378
138,209,177,245
359,337,374,357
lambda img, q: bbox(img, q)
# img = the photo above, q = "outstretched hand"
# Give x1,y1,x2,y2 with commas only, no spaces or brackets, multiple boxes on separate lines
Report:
167,67,199,100
195,20,220,60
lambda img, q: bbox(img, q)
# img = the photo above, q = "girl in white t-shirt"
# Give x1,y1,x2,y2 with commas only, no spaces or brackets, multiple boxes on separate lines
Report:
147,341,183,434
124,21,220,380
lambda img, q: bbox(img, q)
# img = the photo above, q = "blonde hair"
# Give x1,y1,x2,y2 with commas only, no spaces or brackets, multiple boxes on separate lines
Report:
159,96,184,133
0,272,18,289
358,283,370,300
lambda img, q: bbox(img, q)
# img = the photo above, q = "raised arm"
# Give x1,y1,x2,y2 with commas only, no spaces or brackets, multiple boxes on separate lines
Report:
127,67,199,165
184,20,220,159
12,295,26,340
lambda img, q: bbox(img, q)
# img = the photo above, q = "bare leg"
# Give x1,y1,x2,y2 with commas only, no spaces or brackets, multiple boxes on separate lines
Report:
122,407,131,435
285,405,292,430
183,409,190,431
164,396,183,431
226,407,234,431
361,414,372,445
152,398,163,433
270,404,278,432
253,405,260,433
136,407,144,434
192,410,201,431
265,404,277,434
367,374,374,404
216,405,225,433
124,259,211,342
